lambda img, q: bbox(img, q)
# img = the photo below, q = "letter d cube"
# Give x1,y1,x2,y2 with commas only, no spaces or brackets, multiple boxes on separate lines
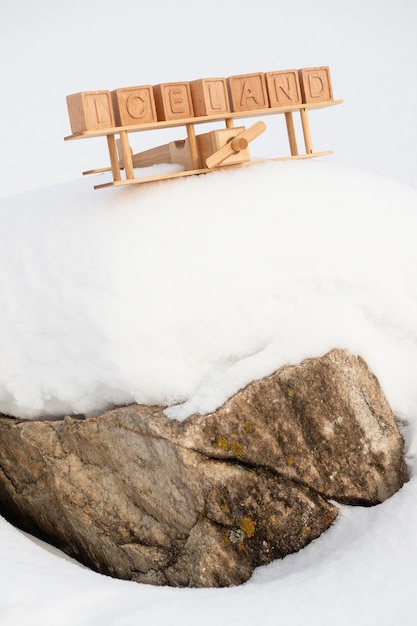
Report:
298,67,333,103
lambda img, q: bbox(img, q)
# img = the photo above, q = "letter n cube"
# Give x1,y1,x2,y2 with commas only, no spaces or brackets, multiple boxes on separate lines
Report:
66,91,115,134
265,70,302,107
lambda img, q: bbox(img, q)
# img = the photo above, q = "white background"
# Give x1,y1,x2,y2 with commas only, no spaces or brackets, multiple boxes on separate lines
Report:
1,0,416,197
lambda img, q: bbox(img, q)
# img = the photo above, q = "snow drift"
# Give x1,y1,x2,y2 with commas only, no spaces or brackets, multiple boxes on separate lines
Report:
1,160,417,626
0,160,416,424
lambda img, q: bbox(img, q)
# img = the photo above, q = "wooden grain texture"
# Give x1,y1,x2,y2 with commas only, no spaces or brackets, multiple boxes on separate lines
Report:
266,70,302,107
205,121,266,169
66,91,115,134
112,85,157,126
65,85,342,189
169,140,193,169
227,72,269,112
65,100,343,141
131,143,172,168
285,112,298,156
130,139,193,170
93,152,334,189
231,137,248,152
190,78,230,116
118,131,134,179
85,150,334,181
153,82,194,121
107,134,122,181
197,126,250,169
186,123,200,169
299,67,333,104
300,108,313,154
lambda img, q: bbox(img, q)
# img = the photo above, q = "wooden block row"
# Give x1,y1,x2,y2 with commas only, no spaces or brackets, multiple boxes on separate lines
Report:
229,67,333,110
66,67,333,134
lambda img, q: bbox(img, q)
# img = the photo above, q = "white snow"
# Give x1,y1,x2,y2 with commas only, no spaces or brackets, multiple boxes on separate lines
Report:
1,0,417,624
1,160,417,425
1,158,417,626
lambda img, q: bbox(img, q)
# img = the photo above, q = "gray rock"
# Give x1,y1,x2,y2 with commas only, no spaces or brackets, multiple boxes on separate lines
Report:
0,349,408,587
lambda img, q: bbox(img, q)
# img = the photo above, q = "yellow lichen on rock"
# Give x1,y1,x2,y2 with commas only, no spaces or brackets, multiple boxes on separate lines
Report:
216,437,229,451
230,442,245,458
239,517,256,538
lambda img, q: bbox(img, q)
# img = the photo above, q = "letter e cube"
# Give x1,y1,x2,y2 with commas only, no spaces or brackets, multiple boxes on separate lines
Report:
265,70,302,107
227,72,269,112
112,86,157,126
190,78,230,116
153,82,194,121
298,67,333,104
66,91,115,134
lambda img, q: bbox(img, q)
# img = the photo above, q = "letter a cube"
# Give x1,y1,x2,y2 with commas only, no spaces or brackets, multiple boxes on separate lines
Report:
66,91,115,134
227,72,269,112
298,67,333,104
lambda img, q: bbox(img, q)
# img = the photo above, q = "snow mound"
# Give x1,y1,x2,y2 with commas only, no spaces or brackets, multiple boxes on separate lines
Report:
1,160,417,422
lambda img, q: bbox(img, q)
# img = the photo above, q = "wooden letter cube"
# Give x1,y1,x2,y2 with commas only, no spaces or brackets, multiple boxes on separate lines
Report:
111,86,157,126
190,78,230,116
66,91,115,134
197,127,250,168
298,67,333,104
153,82,194,121
227,72,269,112
265,70,302,107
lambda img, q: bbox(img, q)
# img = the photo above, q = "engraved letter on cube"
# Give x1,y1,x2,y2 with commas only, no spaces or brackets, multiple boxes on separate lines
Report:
112,86,157,126
227,73,269,112
85,92,113,127
266,70,302,107
153,83,194,121
66,90,115,134
190,78,230,116
298,67,333,104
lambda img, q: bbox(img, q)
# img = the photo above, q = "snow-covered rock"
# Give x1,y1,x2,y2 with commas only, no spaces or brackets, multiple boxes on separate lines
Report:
0,349,406,587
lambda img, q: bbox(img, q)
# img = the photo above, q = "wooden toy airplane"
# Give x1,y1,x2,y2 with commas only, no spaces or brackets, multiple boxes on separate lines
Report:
83,122,266,178
64,67,342,190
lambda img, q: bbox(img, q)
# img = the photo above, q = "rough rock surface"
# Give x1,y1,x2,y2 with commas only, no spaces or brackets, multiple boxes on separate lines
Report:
0,349,408,587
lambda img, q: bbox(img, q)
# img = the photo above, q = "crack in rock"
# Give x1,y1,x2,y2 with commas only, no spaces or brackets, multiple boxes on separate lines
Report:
0,349,408,587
